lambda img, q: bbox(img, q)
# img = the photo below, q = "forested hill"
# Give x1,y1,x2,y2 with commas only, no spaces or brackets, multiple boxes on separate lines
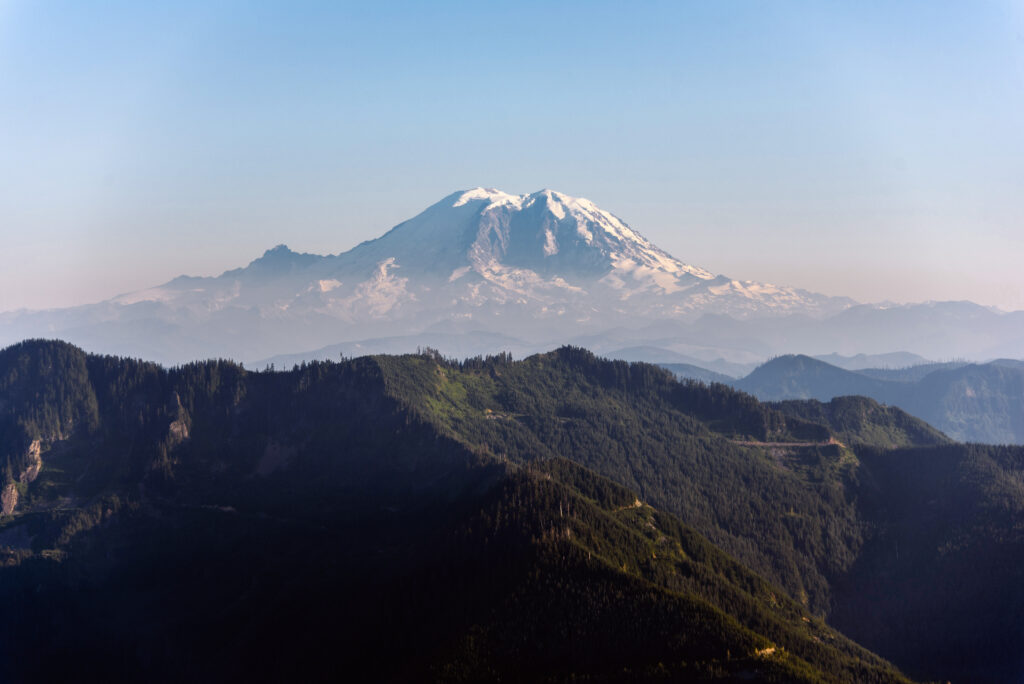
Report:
373,347,950,611
735,353,1024,444
363,347,1024,683
770,395,951,449
1,340,1023,682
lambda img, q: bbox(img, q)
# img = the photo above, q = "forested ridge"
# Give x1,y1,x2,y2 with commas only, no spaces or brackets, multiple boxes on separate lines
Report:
736,353,1024,444
1,340,1022,682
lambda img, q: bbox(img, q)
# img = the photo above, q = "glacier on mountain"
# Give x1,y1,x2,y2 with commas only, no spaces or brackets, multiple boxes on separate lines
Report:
0,187,863,363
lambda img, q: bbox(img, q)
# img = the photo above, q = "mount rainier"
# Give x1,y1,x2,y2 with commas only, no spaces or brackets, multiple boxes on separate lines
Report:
5,188,1019,366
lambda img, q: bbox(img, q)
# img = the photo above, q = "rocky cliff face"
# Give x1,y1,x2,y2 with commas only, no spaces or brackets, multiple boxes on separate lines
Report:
166,393,190,448
1,483,17,516
19,439,42,484
1,440,44,516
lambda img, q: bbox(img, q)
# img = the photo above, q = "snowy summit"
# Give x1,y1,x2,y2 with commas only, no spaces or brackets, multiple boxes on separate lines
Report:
0,187,854,362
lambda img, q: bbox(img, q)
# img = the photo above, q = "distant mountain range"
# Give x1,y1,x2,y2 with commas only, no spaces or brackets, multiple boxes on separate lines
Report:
810,351,932,371
733,354,1024,444
3,187,1021,366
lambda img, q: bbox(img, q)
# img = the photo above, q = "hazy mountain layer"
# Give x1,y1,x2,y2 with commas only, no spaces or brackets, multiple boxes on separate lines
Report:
735,354,1024,444
657,361,736,384
811,352,932,371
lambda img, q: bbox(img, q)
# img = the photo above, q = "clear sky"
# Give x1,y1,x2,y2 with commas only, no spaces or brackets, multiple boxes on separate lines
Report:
1,0,1022,312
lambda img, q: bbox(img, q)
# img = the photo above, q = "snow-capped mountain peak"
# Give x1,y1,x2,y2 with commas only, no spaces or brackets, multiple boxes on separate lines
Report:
140,188,852,322
451,187,522,208
0,187,858,364
127,187,852,321
400,187,717,291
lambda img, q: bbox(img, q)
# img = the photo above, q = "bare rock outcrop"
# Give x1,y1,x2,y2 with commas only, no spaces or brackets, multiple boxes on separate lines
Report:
19,439,43,484
1,483,18,516
166,392,191,448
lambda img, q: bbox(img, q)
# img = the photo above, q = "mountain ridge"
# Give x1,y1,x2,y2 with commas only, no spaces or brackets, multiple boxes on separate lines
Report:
0,338,922,682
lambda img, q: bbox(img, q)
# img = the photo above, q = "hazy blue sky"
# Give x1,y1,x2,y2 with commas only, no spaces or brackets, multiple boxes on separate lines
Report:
1,1,1022,312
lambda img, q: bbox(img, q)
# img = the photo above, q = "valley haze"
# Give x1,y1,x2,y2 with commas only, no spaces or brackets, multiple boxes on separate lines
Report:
2,188,1021,368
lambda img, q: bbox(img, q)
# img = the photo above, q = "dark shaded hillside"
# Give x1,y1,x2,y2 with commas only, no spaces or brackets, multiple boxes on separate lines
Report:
0,339,101,484
4,341,1024,682
372,348,1024,683
0,340,909,684
6,461,901,683
830,444,1024,682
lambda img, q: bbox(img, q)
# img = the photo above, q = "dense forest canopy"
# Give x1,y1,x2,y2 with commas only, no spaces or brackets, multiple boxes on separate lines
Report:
0,339,1022,682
